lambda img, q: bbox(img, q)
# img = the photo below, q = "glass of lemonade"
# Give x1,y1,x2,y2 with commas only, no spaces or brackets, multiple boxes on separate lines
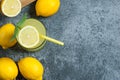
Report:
16,19,46,51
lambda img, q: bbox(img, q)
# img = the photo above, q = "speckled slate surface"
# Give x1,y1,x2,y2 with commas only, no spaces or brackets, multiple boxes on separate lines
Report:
1,0,120,80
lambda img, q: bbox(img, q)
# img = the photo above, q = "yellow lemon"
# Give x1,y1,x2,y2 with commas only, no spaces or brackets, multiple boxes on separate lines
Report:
18,57,44,80
28,76,43,80
1,0,21,17
0,57,18,80
0,23,17,49
35,0,60,17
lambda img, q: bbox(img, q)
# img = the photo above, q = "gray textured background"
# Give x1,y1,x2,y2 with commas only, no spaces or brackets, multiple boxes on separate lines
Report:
1,0,120,80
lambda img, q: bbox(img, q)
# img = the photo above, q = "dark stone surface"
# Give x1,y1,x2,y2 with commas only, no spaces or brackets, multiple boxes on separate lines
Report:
1,0,120,80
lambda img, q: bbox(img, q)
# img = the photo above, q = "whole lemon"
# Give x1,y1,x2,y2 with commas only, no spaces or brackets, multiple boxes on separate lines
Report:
35,0,60,17
0,23,17,49
0,57,18,80
29,76,42,80
18,57,44,80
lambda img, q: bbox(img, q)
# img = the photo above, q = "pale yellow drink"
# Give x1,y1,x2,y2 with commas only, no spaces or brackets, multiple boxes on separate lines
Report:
16,19,46,51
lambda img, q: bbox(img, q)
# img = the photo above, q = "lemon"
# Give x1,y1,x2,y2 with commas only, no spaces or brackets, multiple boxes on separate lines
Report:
28,76,42,80
0,57,18,80
17,25,40,48
0,23,17,49
1,0,21,17
18,57,44,80
35,0,60,17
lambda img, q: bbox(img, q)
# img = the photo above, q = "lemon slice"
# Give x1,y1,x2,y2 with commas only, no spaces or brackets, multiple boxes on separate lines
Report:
1,0,21,17
18,25,40,48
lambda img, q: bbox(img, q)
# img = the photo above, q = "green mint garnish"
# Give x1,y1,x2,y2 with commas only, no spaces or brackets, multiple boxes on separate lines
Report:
10,13,28,41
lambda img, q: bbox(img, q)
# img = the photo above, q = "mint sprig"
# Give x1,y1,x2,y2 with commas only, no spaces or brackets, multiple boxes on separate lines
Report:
10,14,28,41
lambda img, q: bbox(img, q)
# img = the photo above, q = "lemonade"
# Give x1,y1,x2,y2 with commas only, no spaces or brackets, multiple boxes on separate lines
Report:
16,19,46,51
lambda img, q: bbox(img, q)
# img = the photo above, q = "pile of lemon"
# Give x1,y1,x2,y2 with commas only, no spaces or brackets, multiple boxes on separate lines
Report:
0,0,61,80
0,0,61,49
0,57,44,80
0,0,60,17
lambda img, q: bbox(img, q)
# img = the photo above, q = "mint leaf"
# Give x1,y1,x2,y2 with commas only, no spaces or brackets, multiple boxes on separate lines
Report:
10,26,20,41
16,13,28,27
10,14,28,42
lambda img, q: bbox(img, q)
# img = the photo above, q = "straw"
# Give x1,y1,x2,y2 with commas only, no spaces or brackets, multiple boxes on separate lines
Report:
40,34,64,46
